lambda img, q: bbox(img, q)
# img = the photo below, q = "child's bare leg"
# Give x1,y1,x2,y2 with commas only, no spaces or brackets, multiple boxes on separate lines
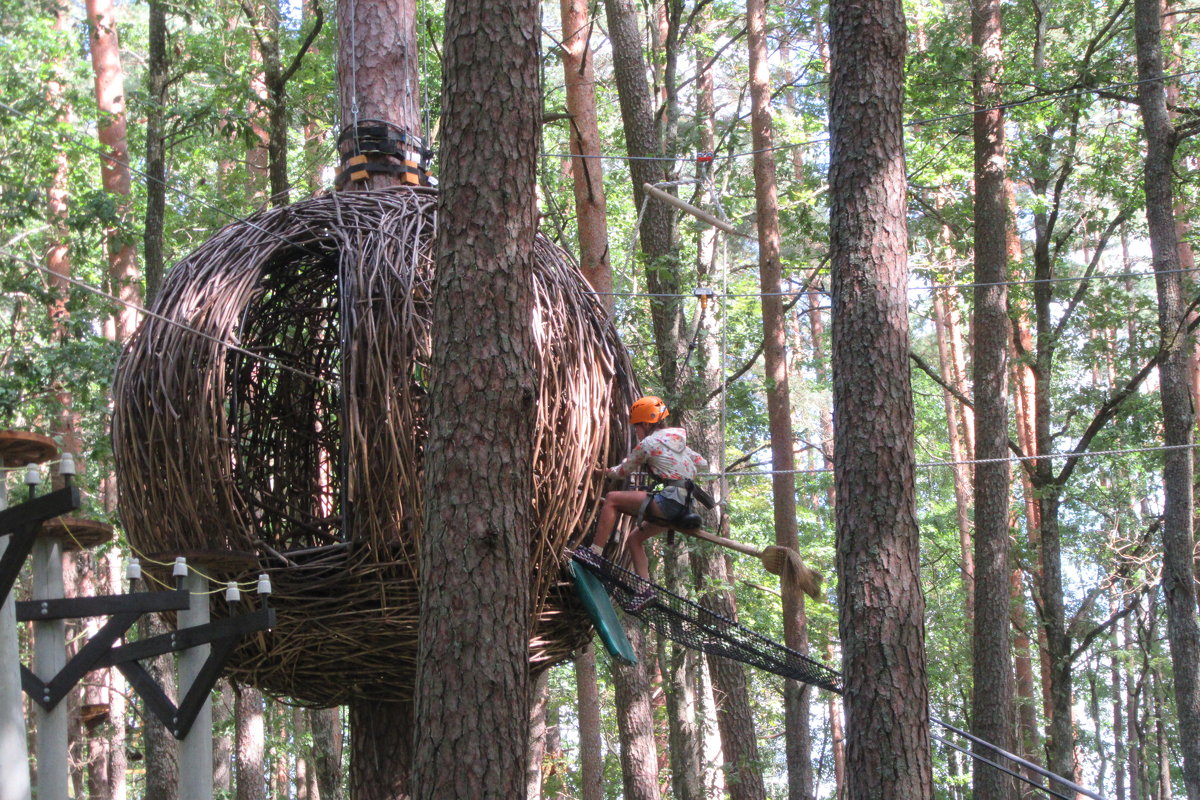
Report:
628,521,667,581
591,490,651,550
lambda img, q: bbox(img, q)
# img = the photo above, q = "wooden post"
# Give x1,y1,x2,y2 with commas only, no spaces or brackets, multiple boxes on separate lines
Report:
179,566,213,800
30,476,69,800
0,477,32,800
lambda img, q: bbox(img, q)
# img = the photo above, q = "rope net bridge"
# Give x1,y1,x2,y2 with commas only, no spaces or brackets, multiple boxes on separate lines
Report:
571,553,841,692
571,553,1109,800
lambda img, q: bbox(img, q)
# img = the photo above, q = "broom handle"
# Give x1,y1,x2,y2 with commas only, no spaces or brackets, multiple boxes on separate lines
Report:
683,528,764,558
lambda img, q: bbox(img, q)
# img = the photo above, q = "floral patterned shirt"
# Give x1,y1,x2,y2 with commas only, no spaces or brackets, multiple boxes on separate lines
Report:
607,428,709,481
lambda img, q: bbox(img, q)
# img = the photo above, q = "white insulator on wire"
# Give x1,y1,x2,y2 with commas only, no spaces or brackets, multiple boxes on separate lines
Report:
58,453,76,477
126,558,141,582
225,581,241,603
23,463,41,486
256,574,272,596
173,557,188,578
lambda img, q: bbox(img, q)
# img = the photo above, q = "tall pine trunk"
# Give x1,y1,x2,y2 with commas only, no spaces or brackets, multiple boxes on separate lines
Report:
556,3,613,794
333,1,421,790
746,1,812,797
559,0,611,303
828,0,933,796
574,648,605,800
970,0,1016,794
411,0,540,796
235,686,265,800
1134,1,1200,794
85,0,140,343
308,708,344,800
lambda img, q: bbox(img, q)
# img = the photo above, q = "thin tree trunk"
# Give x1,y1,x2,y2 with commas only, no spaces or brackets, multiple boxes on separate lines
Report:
698,553,767,800
235,685,265,800
747,2,812,796
213,683,234,795
828,0,933,796
601,4,677,798
612,626,663,800
143,615,179,800
828,644,847,800
529,671,551,800
85,0,140,343
411,1,539,796
308,708,344,800
661,542,704,800
1113,603,1126,800
559,0,611,303
1010,568,1044,788
932,288,974,618
971,0,1016,792
105,553,127,800
293,706,310,800
1134,1,1200,794
603,0,684,392
272,703,289,800
1128,612,1145,800
574,647,605,800
144,0,167,303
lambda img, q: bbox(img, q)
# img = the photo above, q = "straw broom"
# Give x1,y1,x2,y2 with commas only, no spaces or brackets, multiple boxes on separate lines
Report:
683,527,823,602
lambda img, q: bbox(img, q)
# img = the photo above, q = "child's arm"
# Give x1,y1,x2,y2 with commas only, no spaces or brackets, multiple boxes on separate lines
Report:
606,437,652,479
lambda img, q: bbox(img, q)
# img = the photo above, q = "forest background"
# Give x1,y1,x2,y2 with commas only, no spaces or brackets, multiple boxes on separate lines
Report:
0,0,1196,798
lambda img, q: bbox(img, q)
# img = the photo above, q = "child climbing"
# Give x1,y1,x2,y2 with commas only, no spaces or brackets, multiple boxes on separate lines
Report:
576,395,713,611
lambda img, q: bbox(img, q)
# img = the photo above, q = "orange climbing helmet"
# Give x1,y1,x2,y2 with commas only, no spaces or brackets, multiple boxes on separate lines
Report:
629,396,669,425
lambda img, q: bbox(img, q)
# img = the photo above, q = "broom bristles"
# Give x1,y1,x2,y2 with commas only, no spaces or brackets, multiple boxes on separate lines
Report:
762,545,823,601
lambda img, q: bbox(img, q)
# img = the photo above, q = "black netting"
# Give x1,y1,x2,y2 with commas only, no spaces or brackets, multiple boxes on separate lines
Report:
575,555,843,694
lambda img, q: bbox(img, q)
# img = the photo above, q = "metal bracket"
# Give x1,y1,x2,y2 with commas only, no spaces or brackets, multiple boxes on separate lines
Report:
100,607,276,739
0,487,80,601
16,590,189,711
2,488,275,740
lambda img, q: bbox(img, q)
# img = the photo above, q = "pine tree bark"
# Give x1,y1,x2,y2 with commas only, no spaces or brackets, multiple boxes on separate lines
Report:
142,615,179,800
828,0,933,797
603,0,685,392
332,0,423,789
574,647,605,800
411,1,539,797
970,0,1016,794
747,2,813,797
698,553,767,800
85,0,140,343
144,0,167,303
559,0,611,303
235,686,265,800
1134,1,1200,794
308,708,344,800
337,0,421,190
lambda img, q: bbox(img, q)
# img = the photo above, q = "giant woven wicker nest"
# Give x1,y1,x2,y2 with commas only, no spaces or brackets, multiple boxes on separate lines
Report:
112,186,636,705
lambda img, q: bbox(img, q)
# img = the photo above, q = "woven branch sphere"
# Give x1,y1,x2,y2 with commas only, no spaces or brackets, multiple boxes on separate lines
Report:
112,187,636,705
